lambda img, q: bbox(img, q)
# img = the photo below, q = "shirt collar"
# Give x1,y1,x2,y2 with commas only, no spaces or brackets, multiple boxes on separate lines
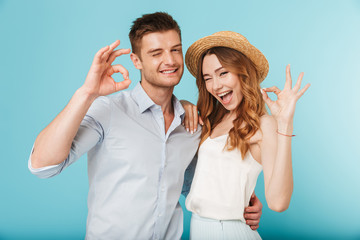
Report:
172,95,185,120
131,82,156,113
131,82,185,118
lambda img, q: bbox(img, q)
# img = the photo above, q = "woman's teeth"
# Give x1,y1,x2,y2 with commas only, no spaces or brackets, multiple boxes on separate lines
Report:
218,91,232,100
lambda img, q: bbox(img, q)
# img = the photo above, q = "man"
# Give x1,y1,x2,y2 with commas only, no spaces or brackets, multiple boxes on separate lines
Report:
29,12,262,239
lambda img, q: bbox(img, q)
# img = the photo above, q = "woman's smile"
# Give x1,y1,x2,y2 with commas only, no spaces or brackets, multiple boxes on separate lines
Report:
202,54,243,112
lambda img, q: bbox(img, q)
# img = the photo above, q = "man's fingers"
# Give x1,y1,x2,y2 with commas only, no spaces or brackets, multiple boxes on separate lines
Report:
94,45,110,64
114,79,131,92
108,64,129,80
246,219,260,226
250,225,259,230
102,40,121,61
111,64,131,92
244,212,261,220
245,205,261,213
108,49,131,64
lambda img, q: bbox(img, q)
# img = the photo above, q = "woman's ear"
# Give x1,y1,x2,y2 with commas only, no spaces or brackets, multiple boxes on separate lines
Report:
130,53,142,70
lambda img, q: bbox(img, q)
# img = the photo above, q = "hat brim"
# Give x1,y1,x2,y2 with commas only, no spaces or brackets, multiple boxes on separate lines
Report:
185,32,269,82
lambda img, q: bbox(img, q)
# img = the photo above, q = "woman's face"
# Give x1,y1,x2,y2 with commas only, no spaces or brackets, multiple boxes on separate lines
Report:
202,54,243,112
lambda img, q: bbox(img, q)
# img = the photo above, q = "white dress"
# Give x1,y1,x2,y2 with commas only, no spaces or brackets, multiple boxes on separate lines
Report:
186,134,262,239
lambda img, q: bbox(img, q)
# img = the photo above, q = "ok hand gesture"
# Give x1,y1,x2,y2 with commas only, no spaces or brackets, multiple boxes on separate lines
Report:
261,65,310,124
83,40,131,97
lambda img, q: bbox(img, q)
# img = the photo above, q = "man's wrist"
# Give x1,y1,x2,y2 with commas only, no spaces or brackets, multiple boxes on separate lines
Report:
77,86,99,103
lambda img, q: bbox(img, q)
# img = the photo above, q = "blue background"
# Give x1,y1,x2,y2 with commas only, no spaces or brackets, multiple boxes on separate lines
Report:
1,0,359,239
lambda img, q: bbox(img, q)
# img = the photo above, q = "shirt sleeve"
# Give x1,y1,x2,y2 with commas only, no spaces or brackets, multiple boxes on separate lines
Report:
181,154,198,197
28,96,112,178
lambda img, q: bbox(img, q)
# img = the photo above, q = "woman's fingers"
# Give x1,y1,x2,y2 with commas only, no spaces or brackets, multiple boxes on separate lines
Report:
180,101,199,134
192,106,198,133
296,83,311,98
293,72,304,92
263,86,281,95
260,88,275,107
199,116,204,126
284,64,292,90
185,107,193,133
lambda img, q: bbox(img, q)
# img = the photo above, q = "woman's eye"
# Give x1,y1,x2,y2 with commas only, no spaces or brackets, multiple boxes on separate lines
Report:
204,78,211,81
152,53,160,57
220,71,228,77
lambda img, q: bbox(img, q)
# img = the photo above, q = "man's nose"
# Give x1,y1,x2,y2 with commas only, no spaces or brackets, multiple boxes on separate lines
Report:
163,52,175,65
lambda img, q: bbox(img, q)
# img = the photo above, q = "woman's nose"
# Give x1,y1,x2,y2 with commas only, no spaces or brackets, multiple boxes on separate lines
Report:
212,77,223,91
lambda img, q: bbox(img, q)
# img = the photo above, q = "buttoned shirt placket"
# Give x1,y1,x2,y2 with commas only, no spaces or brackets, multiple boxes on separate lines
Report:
150,103,182,240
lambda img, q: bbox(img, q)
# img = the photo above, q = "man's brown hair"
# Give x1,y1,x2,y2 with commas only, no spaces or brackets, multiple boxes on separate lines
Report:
129,12,181,56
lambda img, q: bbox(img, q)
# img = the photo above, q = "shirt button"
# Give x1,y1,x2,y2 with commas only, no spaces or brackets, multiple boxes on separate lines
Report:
161,187,165,192
158,213,162,217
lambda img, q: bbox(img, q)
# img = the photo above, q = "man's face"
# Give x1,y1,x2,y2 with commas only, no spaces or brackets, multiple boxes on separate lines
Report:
134,30,184,89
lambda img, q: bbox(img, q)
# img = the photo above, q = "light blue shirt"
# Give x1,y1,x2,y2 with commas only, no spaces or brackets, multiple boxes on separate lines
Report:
29,83,201,240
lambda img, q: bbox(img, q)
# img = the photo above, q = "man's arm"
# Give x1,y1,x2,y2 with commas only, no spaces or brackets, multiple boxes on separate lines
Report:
31,40,131,169
181,154,197,197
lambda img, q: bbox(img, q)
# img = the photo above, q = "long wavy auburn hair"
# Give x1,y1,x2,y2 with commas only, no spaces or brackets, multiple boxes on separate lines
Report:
196,47,267,159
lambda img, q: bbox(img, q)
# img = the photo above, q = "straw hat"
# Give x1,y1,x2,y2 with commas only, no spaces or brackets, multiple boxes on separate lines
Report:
185,31,269,82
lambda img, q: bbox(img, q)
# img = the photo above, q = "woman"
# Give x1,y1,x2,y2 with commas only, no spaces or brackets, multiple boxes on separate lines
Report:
182,31,310,239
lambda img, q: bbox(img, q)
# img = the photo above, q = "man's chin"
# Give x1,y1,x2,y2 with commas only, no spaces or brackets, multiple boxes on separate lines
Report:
158,76,182,87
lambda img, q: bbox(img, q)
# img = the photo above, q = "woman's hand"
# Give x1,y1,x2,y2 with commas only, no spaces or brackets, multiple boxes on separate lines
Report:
261,65,310,126
81,40,132,98
180,100,203,134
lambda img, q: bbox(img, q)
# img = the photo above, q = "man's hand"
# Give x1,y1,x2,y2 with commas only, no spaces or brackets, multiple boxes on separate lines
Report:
244,193,263,230
83,40,132,98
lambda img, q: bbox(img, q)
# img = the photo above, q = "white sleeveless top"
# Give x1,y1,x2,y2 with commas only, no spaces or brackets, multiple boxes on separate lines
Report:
185,134,262,222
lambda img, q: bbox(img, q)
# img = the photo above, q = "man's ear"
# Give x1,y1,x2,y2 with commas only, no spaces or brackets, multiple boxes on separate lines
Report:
130,53,142,70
